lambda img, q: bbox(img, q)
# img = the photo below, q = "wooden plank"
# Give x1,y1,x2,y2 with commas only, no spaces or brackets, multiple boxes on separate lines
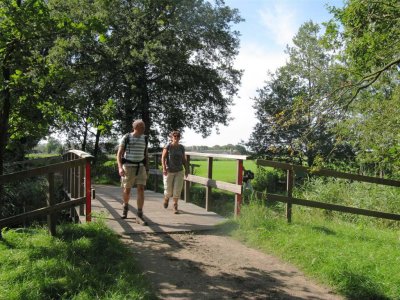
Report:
186,174,242,194
286,169,293,223
186,152,248,160
235,159,243,216
0,158,87,184
184,155,191,202
0,197,86,227
47,173,56,236
206,157,213,211
256,159,400,187
266,193,400,221
152,151,248,160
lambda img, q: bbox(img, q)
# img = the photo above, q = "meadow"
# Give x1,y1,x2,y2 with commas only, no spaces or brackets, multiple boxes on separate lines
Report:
188,159,257,182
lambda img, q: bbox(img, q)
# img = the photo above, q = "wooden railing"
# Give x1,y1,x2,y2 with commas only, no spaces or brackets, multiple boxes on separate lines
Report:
257,159,400,223
149,152,247,216
0,150,93,236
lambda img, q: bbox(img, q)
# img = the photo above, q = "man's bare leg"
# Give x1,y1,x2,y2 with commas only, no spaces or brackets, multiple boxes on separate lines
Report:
122,187,131,218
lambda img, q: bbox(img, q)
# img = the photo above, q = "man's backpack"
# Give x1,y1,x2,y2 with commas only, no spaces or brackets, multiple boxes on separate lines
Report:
121,133,148,174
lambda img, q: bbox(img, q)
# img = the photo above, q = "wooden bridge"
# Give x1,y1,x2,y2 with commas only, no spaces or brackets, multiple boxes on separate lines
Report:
0,150,247,236
91,185,226,234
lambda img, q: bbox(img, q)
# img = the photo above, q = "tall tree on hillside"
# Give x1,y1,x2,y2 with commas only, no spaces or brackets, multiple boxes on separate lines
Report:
102,0,242,145
249,21,351,166
0,0,57,173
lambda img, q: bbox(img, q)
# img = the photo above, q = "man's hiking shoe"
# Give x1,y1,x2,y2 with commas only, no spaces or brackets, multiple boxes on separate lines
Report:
163,197,169,209
136,209,147,226
122,204,129,219
173,203,179,214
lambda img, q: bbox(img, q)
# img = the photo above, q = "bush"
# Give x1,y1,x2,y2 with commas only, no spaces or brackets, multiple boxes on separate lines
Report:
252,166,285,193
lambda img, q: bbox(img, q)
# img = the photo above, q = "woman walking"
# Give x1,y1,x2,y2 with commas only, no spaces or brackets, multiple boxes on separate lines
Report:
162,130,188,213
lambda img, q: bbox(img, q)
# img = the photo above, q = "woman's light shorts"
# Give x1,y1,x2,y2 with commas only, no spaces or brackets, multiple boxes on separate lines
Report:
163,170,184,198
121,165,147,188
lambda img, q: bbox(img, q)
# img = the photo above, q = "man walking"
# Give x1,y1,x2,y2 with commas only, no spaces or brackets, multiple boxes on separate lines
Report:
116,119,149,220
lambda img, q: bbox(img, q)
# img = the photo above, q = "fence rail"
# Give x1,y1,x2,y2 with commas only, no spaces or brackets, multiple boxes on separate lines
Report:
257,159,400,222
0,150,93,236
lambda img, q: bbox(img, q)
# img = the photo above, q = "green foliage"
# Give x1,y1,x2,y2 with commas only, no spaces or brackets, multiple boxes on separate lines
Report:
248,21,353,166
0,221,153,299
1,177,49,219
91,156,119,185
231,199,400,299
329,0,400,76
0,0,59,166
251,166,284,193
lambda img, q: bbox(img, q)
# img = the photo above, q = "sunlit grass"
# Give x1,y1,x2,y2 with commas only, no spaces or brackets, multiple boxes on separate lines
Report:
190,159,257,182
0,221,154,300
223,198,400,299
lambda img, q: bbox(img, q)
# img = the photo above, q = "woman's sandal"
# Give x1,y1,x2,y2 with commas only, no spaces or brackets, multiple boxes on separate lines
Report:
163,197,169,209
173,203,179,214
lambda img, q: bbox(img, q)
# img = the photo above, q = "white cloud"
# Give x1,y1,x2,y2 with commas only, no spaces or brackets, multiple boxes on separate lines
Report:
259,3,297,47
183,43,286,147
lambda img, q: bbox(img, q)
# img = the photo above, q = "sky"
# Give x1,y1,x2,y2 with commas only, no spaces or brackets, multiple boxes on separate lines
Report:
183,0,344,147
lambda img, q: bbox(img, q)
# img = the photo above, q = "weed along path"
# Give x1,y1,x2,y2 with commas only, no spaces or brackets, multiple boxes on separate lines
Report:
94,185,341,299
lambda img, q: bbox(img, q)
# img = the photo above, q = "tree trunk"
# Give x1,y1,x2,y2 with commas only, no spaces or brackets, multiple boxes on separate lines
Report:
93,129,101,164
81,121,88,151
0,66,11,208
137,63,151,136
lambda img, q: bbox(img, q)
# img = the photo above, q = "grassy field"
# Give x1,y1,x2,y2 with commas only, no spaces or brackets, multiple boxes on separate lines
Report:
189,159,257,183
220,199,400,300
0,220,154,300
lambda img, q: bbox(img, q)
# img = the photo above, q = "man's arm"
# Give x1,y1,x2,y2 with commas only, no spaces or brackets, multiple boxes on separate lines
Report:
117,146,125,176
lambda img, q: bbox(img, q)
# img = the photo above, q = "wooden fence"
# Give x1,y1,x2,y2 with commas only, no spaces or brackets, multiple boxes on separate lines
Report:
0,150,93,236
257,159,400,223
149,152,247,216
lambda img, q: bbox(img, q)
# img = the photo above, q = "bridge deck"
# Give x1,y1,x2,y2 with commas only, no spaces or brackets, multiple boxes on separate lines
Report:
90,185,226,235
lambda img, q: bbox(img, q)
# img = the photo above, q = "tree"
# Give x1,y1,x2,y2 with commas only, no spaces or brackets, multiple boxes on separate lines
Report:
326,0,400,102
249,21,351,166
0,0,57,172
101,0,242,146
325,0,400,175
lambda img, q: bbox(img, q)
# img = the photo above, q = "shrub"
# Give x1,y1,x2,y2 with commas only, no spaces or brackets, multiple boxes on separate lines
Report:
252,166,285,193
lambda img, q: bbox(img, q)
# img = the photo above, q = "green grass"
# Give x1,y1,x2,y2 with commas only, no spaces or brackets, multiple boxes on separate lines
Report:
190,159,257,183
221,199,400,300
0,220,154,300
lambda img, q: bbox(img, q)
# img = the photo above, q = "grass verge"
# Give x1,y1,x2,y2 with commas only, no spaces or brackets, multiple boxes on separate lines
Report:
218,199,400,300
0,220,154,300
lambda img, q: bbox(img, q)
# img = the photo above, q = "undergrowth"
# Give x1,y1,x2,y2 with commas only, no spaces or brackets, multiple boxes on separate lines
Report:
0,220,154,300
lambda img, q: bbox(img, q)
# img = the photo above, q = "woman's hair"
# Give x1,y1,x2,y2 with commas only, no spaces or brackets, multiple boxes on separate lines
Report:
169,130,181,139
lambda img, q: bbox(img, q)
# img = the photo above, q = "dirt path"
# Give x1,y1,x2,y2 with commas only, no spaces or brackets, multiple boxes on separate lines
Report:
121,232,342,300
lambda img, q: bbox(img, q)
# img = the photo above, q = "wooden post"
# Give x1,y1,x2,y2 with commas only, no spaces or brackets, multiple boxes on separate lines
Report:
235,159,244,217
205,157,213,211
154,154,159,193
286,169,294,223
47,172,56,236
184,154,191,203
85,160,92,222
79,163,85,215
